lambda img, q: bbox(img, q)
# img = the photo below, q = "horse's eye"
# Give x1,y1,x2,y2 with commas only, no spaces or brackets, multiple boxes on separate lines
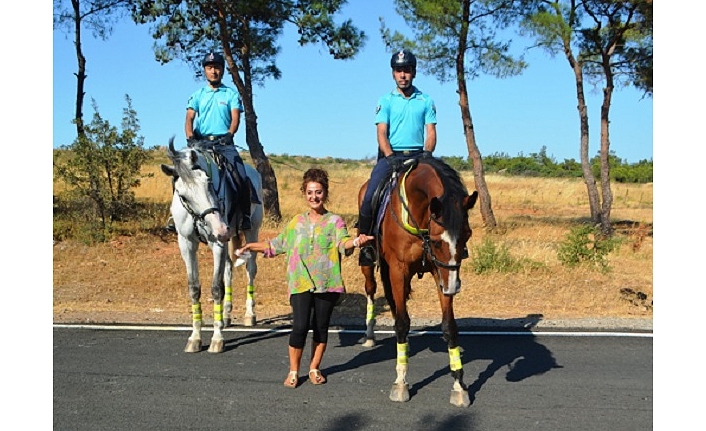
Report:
460,246,469,260
431,240,442,248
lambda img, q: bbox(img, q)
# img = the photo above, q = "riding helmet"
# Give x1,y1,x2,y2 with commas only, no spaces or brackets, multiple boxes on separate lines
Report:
390,49,416,68
202,52,225,68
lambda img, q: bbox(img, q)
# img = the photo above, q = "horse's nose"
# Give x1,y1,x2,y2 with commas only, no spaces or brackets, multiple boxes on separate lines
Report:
440,274,461,295
217,227,232,243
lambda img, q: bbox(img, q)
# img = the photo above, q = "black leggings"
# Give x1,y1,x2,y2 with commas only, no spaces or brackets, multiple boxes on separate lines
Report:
289,291,341,348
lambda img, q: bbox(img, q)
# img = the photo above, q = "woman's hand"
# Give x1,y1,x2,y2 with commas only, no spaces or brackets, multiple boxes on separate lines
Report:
352,234,375,248
235,244,250,256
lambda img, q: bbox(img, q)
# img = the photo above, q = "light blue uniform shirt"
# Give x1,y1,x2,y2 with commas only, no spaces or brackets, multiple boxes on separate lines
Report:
187,84,243,136
375,86,436,151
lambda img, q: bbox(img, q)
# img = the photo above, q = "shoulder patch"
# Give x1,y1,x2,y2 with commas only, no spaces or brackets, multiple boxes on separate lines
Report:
375,105,381,115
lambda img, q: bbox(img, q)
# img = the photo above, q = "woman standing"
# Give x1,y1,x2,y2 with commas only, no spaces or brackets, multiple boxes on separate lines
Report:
236,168,374,388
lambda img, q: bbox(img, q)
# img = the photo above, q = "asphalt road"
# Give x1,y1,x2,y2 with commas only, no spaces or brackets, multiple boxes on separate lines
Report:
53,325,652,431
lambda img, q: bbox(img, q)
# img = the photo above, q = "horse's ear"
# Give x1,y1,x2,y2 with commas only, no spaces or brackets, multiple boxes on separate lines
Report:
463,191,479,211
161,164,175,177
430,197,443,219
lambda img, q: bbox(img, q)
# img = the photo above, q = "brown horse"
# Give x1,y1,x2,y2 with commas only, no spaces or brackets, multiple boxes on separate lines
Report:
357,156,478,407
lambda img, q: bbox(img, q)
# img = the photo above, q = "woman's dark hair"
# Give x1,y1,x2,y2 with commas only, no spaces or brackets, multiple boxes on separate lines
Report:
301,168,329,203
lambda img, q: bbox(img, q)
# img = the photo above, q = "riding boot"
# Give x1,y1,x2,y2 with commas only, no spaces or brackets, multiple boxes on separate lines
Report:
357,214,376,266
241,214,252,231
240,182,253,231
247,177,261,204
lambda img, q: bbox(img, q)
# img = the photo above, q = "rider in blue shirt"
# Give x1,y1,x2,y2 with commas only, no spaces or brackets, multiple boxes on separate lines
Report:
357,49,437,266
183,52,258,231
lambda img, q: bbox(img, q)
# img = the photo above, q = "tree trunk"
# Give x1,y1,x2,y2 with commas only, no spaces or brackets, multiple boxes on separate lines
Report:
570,57,601,224
458,83,496,229
557,7,601,225
456,0,496,229
598,72,614,236
242,105,282,223
224,40,282,222
71,0,86,137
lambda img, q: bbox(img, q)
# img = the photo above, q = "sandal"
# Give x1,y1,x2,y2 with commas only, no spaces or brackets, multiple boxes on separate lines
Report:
284,370,298,388
309,369,326,385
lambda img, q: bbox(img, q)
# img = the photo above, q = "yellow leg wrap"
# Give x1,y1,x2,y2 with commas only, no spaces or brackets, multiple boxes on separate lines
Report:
247,285,255,301
366,303,375,321
224,286,233,303
192,304,202,322
397,342,409,365
213,303,223,322
449,346,462,371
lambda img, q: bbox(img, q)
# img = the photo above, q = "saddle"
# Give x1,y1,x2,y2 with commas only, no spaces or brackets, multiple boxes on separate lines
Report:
369,157,421,238
188,138,256,227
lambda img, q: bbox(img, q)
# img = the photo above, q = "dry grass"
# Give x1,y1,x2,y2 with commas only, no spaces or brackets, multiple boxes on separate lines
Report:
53,154,653,326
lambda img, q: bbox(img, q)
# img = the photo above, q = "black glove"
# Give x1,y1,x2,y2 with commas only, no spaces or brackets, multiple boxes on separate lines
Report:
223,132,234,145
386,154,401,171
422,150,432,159
186,136,197,147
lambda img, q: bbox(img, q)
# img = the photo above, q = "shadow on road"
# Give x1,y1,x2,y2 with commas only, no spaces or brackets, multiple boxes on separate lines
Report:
325,314,563,405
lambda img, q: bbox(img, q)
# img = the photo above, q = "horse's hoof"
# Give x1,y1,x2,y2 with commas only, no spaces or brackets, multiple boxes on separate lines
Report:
389,383,410,402
243,314,256,327
450,389,470,407
361,337,375,348
184,339,202,353
208,339,224,353
224,317,232,327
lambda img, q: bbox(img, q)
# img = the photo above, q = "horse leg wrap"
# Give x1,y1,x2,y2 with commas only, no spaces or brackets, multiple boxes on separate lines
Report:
448,346,463,371
394,342,409,386
192,303,202,323
208,303,225,353
245,285,255,314
366,302,375,322
243,285,256,326
225,286,233,306
213,303,223,323
397,342,409,365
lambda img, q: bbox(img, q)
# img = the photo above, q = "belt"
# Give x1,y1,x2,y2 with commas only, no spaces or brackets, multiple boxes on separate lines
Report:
393,149,423,156
204,135,226,141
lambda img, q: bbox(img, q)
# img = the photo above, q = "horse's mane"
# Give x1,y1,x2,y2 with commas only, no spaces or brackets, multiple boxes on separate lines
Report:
419,157,469,235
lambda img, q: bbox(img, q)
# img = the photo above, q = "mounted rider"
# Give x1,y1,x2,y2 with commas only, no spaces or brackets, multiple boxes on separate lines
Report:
357,49,438,266
183,51,260,231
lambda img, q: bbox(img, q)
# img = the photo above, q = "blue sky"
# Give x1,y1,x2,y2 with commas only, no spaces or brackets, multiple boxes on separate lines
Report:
53,1,653,163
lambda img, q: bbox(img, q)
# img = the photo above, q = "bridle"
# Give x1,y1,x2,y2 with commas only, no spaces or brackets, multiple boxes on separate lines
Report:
390,172,465,271
174,160,227,243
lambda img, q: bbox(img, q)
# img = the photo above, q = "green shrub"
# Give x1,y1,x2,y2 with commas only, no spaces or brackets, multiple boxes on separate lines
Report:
53,96,154,238
471,238,525,274
557,224,620,272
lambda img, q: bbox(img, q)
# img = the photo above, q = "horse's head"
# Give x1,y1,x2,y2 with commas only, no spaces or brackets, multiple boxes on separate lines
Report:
160,137,231,243
420,160,479,295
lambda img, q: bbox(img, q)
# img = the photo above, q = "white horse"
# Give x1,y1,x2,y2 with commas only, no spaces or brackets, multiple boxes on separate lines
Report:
161,137,263,353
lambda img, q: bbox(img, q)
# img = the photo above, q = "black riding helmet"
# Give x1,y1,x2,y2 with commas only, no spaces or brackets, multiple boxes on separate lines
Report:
390,49,416,68
202,52,225,68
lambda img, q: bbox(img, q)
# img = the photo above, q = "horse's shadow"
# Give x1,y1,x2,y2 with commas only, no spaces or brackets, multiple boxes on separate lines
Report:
327,314,562,404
